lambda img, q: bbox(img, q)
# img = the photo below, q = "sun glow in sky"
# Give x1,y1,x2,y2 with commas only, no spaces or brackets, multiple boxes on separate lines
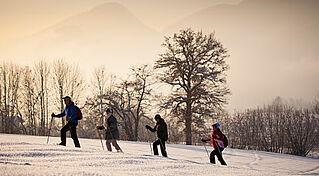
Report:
0,0,318,111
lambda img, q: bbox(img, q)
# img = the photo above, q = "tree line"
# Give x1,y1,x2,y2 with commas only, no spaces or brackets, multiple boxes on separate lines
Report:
0,60,85,136
219,97,319,156
0,28,317,157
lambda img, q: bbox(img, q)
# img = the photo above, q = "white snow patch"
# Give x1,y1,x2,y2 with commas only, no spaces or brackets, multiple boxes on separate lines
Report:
0,133,318,176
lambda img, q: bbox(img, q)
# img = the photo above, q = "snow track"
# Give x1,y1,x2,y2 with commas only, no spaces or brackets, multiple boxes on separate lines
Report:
0,134,318,176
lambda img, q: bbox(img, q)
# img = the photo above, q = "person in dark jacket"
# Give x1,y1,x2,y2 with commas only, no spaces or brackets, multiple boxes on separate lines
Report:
51,96,81,148
96,107,122,152
202,123,227,165
145,114,168,157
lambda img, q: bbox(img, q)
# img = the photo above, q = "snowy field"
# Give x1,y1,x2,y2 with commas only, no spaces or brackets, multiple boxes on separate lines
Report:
0,133,318,176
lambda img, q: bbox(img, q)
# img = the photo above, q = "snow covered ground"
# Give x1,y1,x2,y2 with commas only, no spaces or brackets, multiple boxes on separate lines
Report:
0,133,318,176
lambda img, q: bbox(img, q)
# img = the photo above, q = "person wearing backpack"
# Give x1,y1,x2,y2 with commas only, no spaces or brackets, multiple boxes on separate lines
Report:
96,107,122,152
51,96,81,148
201,123,227,165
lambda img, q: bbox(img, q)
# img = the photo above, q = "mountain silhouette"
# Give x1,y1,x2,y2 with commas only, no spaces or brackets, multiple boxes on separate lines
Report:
2,2,161,73
1,0,318,110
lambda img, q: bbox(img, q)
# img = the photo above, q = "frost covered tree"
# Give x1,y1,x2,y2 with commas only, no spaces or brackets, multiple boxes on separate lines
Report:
89,65,153,141
155,28,230,145
79,66,116,138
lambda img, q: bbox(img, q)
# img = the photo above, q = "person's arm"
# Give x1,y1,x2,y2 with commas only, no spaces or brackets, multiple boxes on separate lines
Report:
55,110,66,118
201,138,210,143
145,124,157,132
96,126,105,130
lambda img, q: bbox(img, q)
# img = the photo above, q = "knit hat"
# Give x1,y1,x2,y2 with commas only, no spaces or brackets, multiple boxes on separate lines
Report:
213,123,220,129
106,107,113,113
154,114,161,120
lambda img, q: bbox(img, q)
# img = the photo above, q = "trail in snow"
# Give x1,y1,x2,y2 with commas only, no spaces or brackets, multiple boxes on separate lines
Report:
0,134,318,176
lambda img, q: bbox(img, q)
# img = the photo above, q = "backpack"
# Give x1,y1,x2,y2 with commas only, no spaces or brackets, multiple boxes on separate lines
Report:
75,106,83,120
223,134,228,148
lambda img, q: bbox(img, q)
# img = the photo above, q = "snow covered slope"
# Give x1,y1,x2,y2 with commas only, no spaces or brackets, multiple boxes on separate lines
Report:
0,133,318,176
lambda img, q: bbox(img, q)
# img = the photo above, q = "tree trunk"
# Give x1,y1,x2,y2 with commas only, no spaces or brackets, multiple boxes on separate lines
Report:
185,100,192,145
60,86,65,126
134,119,139,141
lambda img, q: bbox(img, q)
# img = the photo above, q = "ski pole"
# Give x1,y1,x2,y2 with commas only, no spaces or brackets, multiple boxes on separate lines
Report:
97,130,105,151
149,142,153,155
148,130,153,155
203,143,210,159
214,140,222,155
47,116,55,144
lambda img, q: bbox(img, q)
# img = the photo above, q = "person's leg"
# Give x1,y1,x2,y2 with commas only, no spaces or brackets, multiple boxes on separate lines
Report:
70,123,80,148
60,123,70,145
216,148,227,165
210,149,219,164
106,139,112,151
159,139,167,157
153,140,160,155
111,140,122,152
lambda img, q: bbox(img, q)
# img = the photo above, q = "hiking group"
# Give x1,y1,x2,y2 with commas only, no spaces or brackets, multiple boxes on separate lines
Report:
50,96,227,164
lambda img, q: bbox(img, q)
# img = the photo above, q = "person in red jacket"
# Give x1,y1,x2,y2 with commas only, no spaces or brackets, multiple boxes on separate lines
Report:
202,123,227,165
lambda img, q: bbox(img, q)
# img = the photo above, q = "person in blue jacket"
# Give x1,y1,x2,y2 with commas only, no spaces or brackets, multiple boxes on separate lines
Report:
51,96,81,148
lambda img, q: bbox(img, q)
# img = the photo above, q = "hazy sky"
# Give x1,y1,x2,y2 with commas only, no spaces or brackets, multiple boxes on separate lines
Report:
0,0,240,44
0,0,106,43
0,0,318,111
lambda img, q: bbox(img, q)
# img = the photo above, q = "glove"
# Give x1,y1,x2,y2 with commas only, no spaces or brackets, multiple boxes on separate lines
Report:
96,126,105,130
145,125,152,130
201,138,208,143
51,113,56,117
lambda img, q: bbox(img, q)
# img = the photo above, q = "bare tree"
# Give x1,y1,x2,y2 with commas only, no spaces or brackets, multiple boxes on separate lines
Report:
80,66,115,138
20,66,38,134
52,59,85,126
87,65,153,141
222,96,319,156
34,60,50,135
52,59,68,126
285,109,318,156
0,62,23,133
314,94,319,115
91,66,114,125
127,65,153,140
154,28,230,145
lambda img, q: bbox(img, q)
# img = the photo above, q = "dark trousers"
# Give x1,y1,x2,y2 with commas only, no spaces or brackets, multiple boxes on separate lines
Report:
153,139,167,157
210,148,227,165
60,122,80,147
106,139,121,151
